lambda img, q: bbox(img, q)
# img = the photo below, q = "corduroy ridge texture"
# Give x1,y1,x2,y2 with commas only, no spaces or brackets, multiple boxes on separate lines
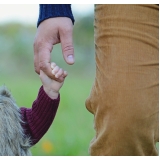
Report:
85,4,159,156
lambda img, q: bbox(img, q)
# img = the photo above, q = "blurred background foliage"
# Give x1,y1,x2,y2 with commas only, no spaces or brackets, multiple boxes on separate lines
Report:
0,13,96,156
0,7,159,156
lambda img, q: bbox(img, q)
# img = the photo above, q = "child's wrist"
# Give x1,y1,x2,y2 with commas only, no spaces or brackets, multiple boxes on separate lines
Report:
43,86,59,100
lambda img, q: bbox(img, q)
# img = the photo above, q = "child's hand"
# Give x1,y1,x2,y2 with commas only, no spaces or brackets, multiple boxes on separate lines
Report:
51,62,68,82
39,62,67,99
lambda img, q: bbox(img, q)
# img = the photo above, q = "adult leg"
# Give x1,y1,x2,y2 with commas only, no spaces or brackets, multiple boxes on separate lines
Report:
86,4,159,156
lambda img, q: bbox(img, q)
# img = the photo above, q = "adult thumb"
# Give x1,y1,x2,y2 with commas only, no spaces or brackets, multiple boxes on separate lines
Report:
60,27,75,65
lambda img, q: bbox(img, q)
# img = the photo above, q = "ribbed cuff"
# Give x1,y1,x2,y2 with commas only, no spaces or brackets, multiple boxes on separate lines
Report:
37,4,75,27
34,86,60,125
39,85,60,102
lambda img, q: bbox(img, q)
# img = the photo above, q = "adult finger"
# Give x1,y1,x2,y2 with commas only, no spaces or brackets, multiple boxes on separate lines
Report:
39,49,56,79
60,24,75,65
34,51,40,74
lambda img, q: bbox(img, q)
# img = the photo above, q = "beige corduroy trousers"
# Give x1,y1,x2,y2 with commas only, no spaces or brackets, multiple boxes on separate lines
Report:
86,4,159,156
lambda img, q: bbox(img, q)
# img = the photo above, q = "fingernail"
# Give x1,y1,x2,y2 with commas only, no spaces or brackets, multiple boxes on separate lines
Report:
67,55,74,63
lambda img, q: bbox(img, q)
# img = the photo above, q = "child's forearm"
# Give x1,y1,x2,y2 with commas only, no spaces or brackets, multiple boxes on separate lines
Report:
20,86,60,145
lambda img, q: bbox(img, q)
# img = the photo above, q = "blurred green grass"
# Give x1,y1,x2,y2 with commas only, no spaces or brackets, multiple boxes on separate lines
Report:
0,13,159,155
0,15,96,155
0,72,95,156
1,70,158,156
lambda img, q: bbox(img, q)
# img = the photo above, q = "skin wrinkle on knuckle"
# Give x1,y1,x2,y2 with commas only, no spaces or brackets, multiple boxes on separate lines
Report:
34,59,39,73
34,67,38,73
35,38,51,52
39,61,48,71
38,41,45,50
33,36,42,47
62,45,74,53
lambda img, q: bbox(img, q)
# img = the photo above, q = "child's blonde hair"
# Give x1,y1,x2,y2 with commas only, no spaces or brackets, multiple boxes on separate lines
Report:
0,86,31,156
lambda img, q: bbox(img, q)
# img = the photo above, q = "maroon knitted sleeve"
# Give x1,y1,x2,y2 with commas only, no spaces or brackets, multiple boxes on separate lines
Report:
20,86,60,145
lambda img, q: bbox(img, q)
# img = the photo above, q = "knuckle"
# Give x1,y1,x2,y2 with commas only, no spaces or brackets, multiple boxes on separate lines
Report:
34,67,37,72
39,61,47,70
62,44,74,53
35,68,39,74
34,39,45,51
34,64,39,74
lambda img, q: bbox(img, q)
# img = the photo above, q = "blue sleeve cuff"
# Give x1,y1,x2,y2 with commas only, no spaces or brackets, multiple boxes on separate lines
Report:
37,4,75,27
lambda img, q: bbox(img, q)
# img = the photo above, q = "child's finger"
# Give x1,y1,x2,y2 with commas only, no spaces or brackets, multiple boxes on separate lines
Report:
52,66,60,75
63,71,68,78
55,68,63,78
51,62,56,69
58,70,68,81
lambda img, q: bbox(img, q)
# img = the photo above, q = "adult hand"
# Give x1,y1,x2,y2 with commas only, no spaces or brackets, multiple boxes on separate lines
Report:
33,17,74,79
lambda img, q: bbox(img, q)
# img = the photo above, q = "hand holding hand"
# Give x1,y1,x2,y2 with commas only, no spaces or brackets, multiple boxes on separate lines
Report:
39,62,67,99
34,17,74,80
